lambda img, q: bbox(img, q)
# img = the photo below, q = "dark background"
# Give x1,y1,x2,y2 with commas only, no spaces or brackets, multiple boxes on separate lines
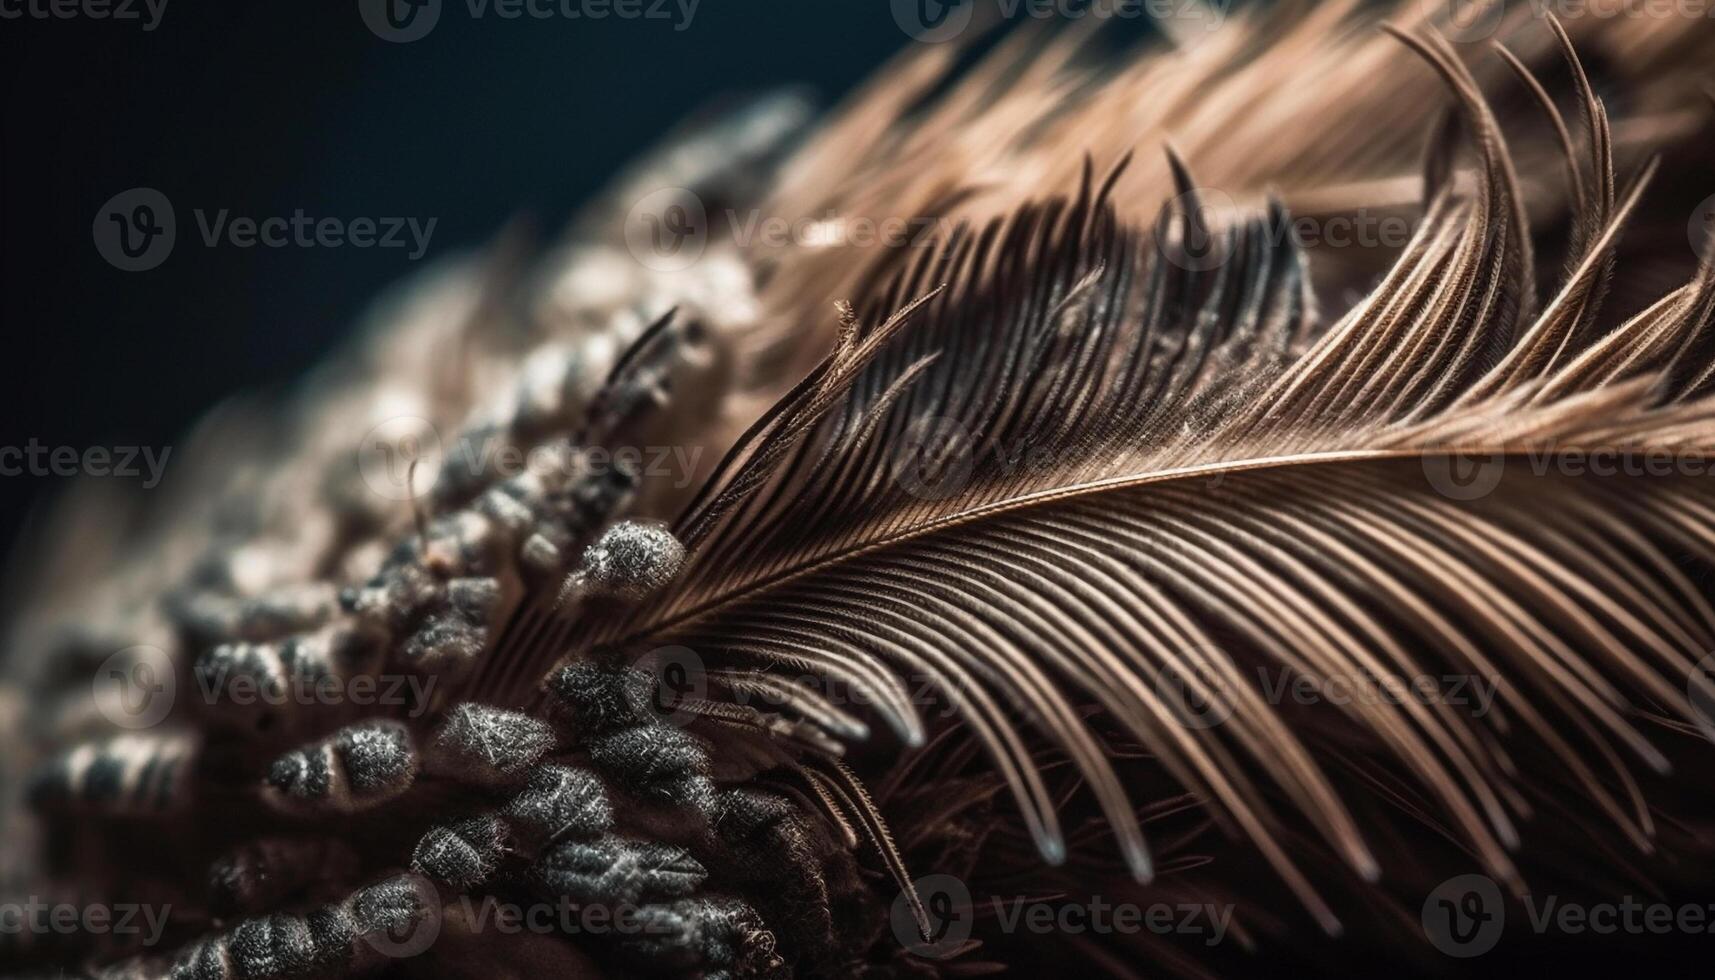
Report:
0,0,912,560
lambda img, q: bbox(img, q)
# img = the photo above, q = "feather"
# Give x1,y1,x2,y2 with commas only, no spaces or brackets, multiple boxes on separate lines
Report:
484,18,1715,942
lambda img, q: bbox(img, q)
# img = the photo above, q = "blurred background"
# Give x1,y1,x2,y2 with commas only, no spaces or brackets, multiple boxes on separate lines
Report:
0,0,924,561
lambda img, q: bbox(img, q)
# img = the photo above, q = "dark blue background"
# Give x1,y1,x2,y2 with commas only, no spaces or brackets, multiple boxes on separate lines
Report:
0,0,910,559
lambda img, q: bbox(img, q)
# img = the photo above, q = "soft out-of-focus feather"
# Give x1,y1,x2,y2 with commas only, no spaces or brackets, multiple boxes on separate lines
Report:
744,0,1715,380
